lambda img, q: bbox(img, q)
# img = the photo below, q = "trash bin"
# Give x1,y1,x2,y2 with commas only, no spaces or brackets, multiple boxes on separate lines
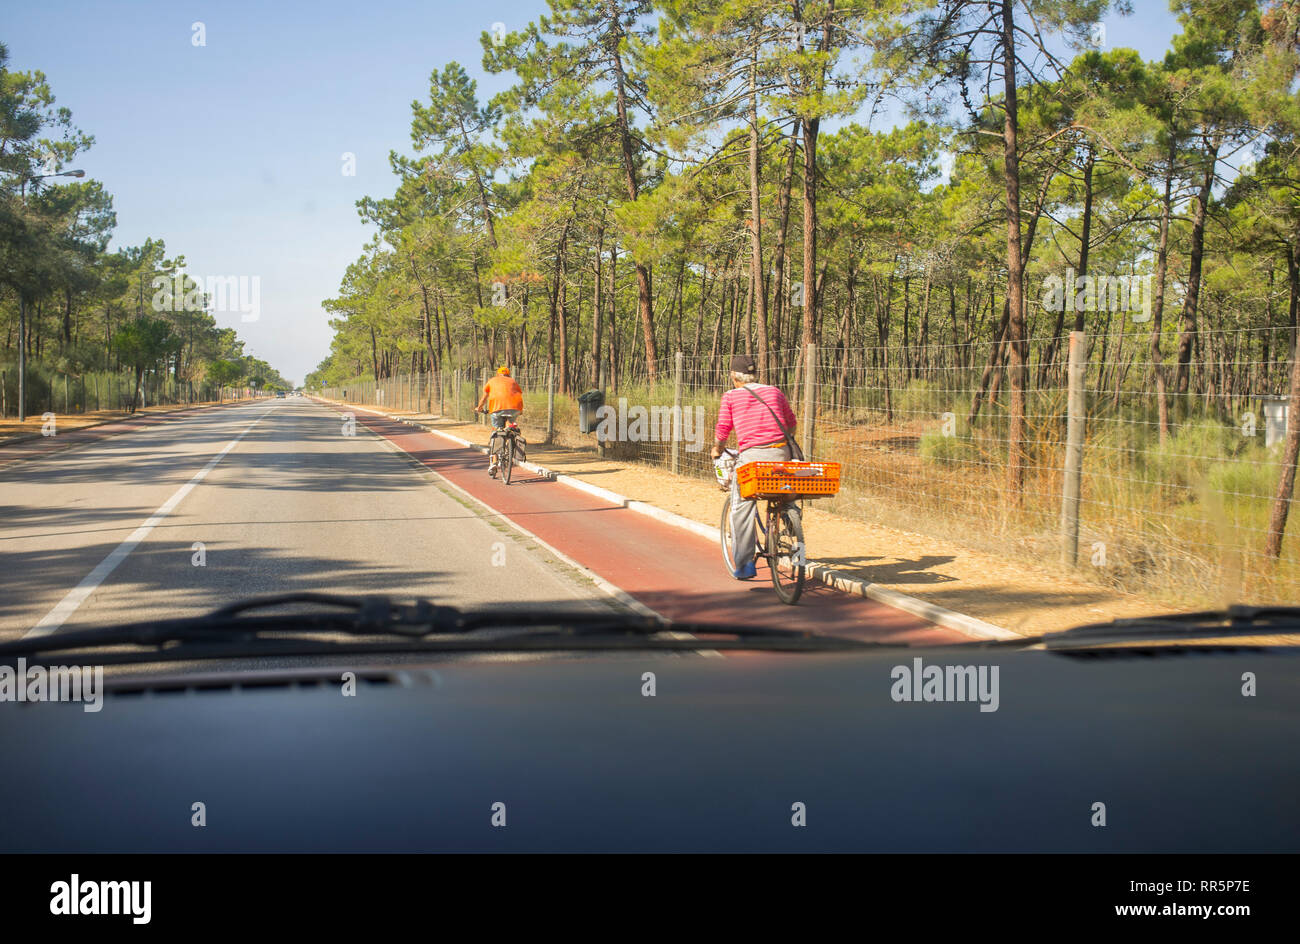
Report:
1263,395,1290,448
578,389,605,434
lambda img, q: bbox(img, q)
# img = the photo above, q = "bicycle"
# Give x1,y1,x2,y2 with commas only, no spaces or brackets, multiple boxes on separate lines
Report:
712,449,811,605
720,491,807,604
483,409,526,485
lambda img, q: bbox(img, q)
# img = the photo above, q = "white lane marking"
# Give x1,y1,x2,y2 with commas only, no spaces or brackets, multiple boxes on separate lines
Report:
24,407,276,638
0,401,262,474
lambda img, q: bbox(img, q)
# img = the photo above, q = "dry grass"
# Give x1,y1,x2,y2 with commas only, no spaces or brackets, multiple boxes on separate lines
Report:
319,374,1300,608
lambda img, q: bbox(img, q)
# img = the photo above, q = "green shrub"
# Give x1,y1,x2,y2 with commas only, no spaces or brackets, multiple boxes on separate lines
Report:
1206,453,1279,501
1138,417,1245,491
919,428,979,466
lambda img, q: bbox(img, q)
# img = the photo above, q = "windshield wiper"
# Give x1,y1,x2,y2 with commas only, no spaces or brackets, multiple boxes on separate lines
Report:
0,592,881,664
1033,605,1300,651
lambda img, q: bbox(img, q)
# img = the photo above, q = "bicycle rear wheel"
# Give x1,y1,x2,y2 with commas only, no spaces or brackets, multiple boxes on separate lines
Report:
766,503,805,604
500,437,513,484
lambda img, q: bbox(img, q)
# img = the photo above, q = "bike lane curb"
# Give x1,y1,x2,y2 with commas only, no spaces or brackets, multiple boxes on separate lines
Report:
338,401,1016,641
319,400,982,645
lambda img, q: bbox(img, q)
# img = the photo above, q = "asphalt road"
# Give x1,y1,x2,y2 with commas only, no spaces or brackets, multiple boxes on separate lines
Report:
338,404,959,645
2,396,960,652
0,398,619,641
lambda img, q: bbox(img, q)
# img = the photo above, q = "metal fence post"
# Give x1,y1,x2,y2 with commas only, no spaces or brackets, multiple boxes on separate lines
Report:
672,351,683,474
1061,330,1087,567
802,343,815,459
598,363,607,459
17,300,25,422
546,362,556,444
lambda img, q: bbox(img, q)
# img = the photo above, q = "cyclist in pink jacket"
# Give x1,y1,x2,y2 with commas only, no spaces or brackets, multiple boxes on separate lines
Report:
711,354,804,579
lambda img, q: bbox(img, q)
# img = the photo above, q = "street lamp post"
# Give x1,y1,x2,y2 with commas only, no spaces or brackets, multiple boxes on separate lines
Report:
16,169,86,423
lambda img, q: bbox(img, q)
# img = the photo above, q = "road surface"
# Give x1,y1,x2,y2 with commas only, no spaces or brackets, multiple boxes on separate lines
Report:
1,397,962,646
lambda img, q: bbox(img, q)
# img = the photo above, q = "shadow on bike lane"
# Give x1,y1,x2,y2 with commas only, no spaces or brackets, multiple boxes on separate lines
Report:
348,406,966,647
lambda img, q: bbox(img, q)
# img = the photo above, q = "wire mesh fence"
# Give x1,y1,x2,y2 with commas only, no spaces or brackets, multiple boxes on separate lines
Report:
313,326,1300,605
0,362,255,418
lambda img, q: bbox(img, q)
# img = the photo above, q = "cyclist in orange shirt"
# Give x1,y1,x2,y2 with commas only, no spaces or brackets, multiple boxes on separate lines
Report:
476,366,525,476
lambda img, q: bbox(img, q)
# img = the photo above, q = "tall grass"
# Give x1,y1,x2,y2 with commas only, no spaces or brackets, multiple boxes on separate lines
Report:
0,359,209,416
313,367,1300,605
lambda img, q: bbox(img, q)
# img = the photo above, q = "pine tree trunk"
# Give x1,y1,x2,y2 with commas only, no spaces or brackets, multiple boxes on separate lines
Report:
1000,0,1028,502
748,51,770,380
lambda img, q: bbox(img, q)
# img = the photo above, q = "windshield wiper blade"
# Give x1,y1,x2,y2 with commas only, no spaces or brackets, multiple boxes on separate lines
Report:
1038,605,1300,650
0,592,880,662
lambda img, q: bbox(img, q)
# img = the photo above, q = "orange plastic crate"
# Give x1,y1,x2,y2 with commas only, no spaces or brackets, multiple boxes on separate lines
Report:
736,460,841,500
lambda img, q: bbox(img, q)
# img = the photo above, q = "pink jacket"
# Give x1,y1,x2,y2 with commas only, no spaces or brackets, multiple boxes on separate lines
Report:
715,384,797,453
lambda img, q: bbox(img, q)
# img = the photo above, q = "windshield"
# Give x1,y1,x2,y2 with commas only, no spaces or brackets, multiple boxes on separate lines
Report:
7,0,1300,892
2,2,1298,663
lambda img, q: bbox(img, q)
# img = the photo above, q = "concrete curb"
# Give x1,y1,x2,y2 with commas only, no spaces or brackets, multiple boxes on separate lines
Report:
313,398,1020,642
620,495,1016,640
357,417,667,624
805,564,1019,640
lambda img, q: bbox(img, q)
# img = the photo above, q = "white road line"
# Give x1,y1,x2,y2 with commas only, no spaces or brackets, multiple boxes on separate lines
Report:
24,407,276,638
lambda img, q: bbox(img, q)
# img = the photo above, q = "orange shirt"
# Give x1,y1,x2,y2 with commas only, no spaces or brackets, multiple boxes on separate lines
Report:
481,375,524,412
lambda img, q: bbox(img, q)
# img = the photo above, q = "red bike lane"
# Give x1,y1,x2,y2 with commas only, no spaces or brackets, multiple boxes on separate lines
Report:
350,406,967,646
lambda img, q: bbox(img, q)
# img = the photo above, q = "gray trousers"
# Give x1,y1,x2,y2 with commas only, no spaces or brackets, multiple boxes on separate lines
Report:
730,445,803,566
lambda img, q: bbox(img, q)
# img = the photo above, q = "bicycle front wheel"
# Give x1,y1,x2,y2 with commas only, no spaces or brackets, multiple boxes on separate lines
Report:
720,494,737,575
767,504,805,604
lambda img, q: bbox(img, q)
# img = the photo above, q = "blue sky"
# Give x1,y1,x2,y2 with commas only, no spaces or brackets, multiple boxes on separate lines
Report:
4,0,1183,384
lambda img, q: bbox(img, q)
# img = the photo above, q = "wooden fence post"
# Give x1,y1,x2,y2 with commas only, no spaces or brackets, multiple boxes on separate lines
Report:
1061,330,1087,567
672,351,683,474
546,363,556,445
802,343,816,459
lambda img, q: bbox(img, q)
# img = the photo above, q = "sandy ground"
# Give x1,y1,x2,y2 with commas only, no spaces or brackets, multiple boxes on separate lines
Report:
325,400,1217,636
